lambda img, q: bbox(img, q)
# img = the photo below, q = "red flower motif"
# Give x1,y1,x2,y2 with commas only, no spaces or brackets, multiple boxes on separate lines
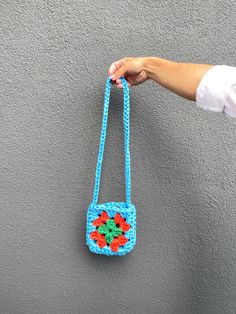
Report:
90,211,130,252
90,230,106,248
114,213,130,232
92,211,110,227
110,235,128,252
110,239,119,252
116,234,128,246
97,236,106,248
90,230,100,240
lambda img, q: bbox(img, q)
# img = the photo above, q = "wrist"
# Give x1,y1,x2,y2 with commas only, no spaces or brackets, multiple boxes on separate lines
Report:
142,57,163,80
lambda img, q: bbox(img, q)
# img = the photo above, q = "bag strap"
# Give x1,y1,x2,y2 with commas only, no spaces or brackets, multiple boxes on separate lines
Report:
92,77,131,207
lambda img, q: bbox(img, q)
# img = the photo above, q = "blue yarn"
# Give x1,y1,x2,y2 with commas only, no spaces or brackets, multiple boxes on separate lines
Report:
86,77,136,256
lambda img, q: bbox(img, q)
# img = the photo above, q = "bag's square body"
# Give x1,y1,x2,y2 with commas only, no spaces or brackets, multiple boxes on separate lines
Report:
86,202,136,256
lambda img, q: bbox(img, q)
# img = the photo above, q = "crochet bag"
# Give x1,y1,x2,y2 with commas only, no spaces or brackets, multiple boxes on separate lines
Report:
86,77,136,256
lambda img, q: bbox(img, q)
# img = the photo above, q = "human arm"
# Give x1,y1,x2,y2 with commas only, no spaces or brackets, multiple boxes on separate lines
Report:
108,57,213,101
108,57,236,118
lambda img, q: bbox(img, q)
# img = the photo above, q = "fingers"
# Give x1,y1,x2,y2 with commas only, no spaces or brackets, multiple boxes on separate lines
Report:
117,81,131,89
108,58,131,88
111,77,122,88
111,64,127,81
108,60,123,76
108,59,125,76
108,58,128,81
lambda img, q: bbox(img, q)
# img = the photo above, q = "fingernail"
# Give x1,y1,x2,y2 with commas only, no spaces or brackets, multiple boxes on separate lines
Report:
110,65,116,73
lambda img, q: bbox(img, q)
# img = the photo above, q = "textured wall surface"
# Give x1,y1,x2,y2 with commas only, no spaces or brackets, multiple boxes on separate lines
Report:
0,1,235,313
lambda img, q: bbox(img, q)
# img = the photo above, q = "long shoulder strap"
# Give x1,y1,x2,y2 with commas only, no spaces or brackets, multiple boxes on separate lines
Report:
92,77,131,207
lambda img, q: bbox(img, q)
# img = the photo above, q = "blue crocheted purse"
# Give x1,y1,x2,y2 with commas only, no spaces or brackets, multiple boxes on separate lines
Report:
86,77,136,256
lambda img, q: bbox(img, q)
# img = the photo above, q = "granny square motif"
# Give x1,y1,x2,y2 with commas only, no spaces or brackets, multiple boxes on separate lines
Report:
86,77,136,256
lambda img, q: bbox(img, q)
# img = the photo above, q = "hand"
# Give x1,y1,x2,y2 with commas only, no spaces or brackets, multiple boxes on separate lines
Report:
108,57,148,88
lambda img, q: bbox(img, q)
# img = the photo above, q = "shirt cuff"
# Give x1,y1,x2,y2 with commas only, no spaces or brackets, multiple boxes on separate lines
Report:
196,65,236,117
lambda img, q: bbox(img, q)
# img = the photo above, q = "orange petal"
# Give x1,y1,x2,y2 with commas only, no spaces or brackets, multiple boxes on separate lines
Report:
97,234,107,249
90,230,100,240
101,211,110,222
110,239,119,252
120,221,130,232
92,216,104,227
97,236,106,248
116,235,128,246
114,213,124,224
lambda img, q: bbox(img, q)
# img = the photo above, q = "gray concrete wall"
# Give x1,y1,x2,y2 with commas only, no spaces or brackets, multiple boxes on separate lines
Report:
0,1,235,313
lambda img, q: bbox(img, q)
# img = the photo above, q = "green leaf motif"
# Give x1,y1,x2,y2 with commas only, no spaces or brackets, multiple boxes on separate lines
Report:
98,224,109,235
97,219,123,245
111,227,122,237
106,219,116,230
105,233,114,244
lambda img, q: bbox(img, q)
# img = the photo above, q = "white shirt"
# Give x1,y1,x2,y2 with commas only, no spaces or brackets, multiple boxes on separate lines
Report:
196,65,236,119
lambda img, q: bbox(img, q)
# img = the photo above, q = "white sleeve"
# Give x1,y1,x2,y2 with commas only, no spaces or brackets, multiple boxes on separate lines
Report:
196,65,236,118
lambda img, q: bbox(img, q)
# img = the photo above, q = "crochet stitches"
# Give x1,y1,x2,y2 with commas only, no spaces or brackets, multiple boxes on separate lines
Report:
90,211,130,252
86,77,136,256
